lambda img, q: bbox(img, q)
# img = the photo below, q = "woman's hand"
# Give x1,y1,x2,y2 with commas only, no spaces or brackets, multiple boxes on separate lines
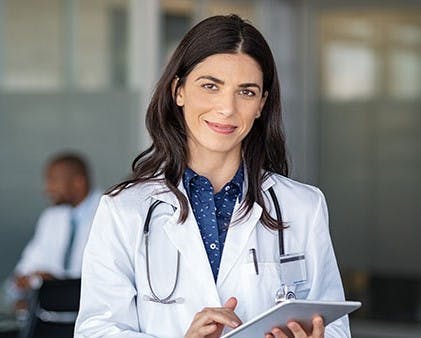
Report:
185,297,242,338
265,315,324,338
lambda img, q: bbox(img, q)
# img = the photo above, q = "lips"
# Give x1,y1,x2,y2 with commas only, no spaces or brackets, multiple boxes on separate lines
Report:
205,121,237,135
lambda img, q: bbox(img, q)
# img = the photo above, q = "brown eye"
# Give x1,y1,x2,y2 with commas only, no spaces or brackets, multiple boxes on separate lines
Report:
202,83,218,91
239,89,256,97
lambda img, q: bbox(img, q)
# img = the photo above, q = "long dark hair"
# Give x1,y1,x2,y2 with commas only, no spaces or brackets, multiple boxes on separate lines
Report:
109,14,288,230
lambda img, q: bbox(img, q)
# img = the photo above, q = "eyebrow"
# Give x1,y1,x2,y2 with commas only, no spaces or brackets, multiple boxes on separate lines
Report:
195,75,262,92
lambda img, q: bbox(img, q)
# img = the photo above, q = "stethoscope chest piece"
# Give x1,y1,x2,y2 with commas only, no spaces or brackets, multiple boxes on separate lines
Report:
275,285,297,303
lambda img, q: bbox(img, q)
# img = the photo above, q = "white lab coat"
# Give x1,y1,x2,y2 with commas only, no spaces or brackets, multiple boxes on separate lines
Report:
75,174,350,338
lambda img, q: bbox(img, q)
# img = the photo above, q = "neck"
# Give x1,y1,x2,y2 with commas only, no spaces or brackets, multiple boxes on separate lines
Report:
188,147,241,193
71,190,89,207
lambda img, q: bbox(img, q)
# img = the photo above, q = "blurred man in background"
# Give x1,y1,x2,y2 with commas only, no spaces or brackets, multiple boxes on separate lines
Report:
7,152,102,310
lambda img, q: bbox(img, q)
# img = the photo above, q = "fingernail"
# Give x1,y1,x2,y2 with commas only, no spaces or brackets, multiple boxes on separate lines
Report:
315,318,323,325
232,321,240,327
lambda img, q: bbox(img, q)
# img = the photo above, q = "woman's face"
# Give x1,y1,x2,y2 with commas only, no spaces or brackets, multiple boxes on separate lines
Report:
175,53,267,161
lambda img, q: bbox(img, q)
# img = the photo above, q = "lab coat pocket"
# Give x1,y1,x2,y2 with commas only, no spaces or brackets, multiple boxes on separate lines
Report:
294,281,311,299
240,262,281,319
138,295,187,338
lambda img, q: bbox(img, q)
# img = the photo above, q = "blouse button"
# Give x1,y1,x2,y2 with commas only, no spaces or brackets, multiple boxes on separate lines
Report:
210,243,217,250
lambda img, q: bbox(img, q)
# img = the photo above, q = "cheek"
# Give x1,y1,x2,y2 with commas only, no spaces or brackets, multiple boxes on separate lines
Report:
243,117,258,134
239,104,262,128
183,95,214,121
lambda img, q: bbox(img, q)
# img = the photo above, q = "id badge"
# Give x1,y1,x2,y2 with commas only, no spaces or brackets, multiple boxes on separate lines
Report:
279,252,307,286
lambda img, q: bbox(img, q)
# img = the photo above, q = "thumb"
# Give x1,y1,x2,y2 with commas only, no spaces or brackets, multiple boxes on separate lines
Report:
223,297,238,311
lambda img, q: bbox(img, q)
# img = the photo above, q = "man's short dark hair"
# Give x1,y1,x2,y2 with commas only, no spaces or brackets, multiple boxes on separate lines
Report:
48,152,91,183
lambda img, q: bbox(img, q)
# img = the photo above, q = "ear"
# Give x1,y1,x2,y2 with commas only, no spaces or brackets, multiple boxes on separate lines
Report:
171,77,184,107
256,91,268,119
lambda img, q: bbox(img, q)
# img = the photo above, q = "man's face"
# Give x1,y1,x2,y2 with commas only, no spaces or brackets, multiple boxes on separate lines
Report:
44,162,75,205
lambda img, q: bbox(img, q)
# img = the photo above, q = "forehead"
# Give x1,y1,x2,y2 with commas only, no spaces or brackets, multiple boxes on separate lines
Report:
189,53,263,82
47,161,72,176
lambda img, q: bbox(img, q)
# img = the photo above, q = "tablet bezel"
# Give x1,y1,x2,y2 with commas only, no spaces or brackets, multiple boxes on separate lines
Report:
221,299,361,338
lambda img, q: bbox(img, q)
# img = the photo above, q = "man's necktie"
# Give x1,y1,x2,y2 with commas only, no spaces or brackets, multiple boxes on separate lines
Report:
63,213,77,271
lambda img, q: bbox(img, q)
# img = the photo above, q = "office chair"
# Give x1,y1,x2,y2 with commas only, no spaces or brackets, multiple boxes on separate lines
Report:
20,278,81,338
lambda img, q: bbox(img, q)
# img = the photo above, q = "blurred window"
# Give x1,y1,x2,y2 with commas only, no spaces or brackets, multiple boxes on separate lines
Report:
387,22,421,99
1,0,129,91
3,0,62,90
321,13,421,101
161,9,192,68
76,0,128,90
324,43,376,100
389,49,421,99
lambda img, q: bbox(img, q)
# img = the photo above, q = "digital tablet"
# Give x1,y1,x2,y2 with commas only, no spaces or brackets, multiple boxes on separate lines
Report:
221,299,361,338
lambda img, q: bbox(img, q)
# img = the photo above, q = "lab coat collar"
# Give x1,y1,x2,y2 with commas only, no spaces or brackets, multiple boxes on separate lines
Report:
148,179,181,210
149,172,276,210
241,168,276,195
261,172,275,191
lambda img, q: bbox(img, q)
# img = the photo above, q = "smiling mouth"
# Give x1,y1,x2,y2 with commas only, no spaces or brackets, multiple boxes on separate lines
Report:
205,121,237,135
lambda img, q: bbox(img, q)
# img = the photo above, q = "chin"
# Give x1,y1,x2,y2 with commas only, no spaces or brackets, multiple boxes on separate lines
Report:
51,199,67,206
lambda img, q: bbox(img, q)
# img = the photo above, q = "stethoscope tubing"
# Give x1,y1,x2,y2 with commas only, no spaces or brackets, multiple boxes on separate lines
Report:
268,187,285,256
144,200,181,304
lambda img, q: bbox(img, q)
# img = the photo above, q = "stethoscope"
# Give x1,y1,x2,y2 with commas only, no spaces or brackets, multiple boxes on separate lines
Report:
142,186,292,305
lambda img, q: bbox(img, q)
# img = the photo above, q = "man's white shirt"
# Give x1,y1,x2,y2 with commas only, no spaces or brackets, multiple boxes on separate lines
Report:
14,190,102,279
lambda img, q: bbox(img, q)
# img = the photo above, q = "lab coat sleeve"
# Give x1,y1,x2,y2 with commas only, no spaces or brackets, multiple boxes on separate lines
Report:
74,196,157,338
306,189,351,338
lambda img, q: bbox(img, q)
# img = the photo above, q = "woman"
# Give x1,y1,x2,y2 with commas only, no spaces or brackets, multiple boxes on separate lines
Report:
75,15,350,338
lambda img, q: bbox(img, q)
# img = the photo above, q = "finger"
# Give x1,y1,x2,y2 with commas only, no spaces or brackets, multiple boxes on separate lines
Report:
286,321,307,338
271,327,289,338
197,323,218,336
223,297,238,310
312,316,325,337
195,308,241,328
185,322,217,338
214,306,242,327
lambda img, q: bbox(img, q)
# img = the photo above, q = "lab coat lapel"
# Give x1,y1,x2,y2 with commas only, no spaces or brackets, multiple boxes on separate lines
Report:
216,201,262,288
154,185,221,306
217,175,275,288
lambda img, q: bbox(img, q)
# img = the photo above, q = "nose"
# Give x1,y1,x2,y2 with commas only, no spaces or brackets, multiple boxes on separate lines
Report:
216,91,236,117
